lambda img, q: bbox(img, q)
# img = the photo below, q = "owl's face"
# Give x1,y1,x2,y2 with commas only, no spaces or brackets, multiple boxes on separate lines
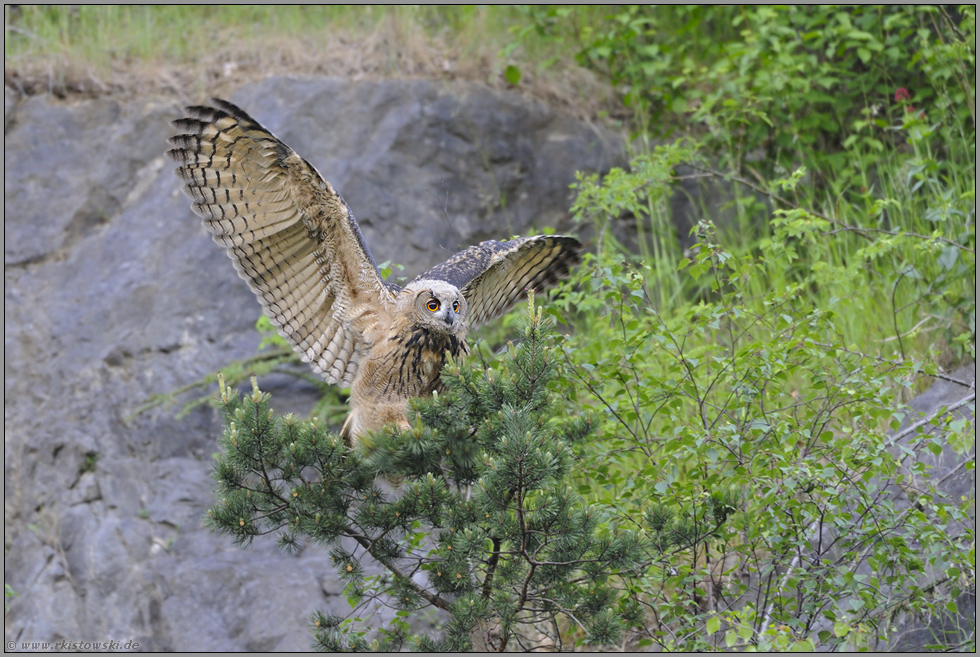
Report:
404,280,468,336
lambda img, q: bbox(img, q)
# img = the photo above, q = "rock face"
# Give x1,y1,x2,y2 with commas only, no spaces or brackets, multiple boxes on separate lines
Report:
3,76,625,650
886,363,976,653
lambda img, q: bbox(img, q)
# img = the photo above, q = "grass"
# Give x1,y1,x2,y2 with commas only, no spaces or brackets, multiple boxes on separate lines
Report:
575,150,973,379
3,5,614,117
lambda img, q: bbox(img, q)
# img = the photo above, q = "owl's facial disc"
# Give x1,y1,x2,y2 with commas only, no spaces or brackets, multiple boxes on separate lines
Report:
407,280,466,335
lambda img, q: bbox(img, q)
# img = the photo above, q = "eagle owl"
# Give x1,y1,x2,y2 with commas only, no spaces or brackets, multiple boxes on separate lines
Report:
168,99,581,443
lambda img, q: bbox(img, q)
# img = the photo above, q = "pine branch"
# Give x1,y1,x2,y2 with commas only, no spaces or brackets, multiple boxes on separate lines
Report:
207,304,647,650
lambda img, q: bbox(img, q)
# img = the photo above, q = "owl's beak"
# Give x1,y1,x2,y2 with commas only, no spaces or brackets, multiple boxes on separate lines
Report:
445,308,456,326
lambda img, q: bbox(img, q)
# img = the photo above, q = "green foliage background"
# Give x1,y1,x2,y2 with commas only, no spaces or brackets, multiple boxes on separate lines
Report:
535,4,975,651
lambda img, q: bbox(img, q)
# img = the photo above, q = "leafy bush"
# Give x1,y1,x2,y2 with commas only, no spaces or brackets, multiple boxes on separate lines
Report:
557,225,974,650
534,7,974,650
559,4,974,364
522,6,975,179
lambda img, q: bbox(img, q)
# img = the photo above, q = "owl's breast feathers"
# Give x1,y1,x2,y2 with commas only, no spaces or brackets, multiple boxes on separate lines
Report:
342,324,468,442
366,325,469,401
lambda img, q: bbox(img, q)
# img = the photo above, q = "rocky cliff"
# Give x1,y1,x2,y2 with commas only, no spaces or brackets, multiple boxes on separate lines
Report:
3,76,626,650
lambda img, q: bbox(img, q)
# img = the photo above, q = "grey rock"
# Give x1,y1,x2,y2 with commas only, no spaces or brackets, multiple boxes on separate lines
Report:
804,363,976,651
884,363,976,652
4,76,624,650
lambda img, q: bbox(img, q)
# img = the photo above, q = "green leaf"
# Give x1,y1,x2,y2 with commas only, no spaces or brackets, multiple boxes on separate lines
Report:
504,64,522,86
790,639,816,652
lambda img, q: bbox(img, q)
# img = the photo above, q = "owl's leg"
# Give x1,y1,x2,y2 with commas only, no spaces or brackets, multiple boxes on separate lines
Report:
340,413,357,447
375,401,412,434
340,401,411,448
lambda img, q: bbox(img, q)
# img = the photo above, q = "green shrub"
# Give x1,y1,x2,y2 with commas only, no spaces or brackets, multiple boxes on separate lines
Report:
207,300,649,651
557,222,974,650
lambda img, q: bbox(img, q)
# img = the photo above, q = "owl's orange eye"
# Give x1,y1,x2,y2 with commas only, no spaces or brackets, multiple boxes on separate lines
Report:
426,299,440,312
452,300,460,313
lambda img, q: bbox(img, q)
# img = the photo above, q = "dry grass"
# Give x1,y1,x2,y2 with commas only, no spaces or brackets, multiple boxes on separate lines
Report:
4,6,620,121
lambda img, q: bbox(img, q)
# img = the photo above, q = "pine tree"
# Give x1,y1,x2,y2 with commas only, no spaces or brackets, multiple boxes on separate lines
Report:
207,295,647,651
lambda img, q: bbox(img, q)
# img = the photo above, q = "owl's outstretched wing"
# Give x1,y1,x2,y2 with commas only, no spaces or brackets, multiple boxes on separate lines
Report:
416,235,582,327
168,98,398,385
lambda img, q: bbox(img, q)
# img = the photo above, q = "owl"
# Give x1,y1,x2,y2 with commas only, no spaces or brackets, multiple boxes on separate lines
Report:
168,99,581,443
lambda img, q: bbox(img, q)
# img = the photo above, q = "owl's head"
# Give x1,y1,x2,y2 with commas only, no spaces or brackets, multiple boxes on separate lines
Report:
403,280,468,336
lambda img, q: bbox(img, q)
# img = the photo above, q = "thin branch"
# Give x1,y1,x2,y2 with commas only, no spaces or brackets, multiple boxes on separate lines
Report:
891,455,974,500
347,530,453,612
562,348,640,443
689,164,974,253
812,342,975,389
889,392,976,446
688,163,861,233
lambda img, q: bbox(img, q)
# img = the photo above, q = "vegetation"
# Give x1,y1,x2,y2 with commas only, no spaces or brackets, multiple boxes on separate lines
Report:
547,4,975,358
4,5,543,69
545,5,975,651
210,301,651,651
3,5,611,114
16,4,972,652
545,5,976,651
